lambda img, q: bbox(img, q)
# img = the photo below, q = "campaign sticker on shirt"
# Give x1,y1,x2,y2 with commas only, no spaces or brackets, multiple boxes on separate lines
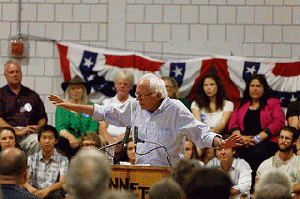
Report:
24,103,32,112
82,113,90,117
20,103,32,113
201,114,206,122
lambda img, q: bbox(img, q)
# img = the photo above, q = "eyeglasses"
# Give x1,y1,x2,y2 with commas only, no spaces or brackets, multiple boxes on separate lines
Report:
135,92,156,99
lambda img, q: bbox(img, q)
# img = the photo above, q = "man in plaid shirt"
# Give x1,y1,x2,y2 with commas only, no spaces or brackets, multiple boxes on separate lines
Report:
24,125,69,199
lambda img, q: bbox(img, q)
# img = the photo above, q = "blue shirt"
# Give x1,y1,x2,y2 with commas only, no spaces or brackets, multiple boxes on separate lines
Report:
1,184,41,199
93,97,218,167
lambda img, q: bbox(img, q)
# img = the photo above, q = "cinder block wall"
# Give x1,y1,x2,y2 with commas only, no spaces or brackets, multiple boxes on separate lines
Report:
0,0,299,126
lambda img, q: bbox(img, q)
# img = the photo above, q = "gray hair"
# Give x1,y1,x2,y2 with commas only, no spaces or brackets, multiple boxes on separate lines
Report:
100,190,139,199
66,149,111,199
149,178,185,199
114,70,134,86
161,76,180,99
4,59,21,73
255,184,292,199
140,73,168,99
254,171,293,199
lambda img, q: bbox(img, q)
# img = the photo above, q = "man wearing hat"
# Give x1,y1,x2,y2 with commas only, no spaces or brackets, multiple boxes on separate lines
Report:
0,59,47,156
55,75,99,155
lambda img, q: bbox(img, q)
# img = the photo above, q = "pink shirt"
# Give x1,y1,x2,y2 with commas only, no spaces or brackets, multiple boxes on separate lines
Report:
228,98,285,143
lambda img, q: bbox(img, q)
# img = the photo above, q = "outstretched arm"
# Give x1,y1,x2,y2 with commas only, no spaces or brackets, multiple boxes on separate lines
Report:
49,94,94,116
212,134,243,148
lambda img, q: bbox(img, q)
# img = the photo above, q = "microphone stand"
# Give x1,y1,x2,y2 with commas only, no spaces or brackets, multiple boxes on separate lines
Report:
97,140,124,151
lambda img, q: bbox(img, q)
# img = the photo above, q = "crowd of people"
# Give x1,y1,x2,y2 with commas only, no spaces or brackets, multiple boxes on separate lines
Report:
0,58,300,198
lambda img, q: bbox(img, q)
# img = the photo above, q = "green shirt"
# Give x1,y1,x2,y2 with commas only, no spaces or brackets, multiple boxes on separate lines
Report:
55,101,98,139
179,98,191,111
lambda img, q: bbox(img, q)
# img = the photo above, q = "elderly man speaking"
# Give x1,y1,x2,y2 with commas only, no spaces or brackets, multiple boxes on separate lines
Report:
49,73,242,167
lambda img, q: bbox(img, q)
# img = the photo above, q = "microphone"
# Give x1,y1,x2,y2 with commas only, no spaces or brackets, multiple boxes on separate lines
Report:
123,126,131,146
134,126,138,151
134,126,145,151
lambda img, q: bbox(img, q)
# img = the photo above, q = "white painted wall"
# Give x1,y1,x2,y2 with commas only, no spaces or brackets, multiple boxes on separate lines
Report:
0,0,300,125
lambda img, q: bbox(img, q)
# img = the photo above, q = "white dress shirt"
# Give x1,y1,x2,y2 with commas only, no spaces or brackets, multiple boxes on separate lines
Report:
206,157,252,199
93,97,218,167
102,95,134,137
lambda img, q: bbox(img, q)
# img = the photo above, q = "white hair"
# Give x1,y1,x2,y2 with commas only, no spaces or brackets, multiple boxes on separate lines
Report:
66,149,111,199
140,73,168,98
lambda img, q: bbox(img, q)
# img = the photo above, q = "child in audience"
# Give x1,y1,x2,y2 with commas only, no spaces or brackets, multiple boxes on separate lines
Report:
184,139,205,166
115,138,135,165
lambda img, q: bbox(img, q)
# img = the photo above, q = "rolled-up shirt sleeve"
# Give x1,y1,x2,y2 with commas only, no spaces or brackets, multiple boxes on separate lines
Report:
231,159,252,195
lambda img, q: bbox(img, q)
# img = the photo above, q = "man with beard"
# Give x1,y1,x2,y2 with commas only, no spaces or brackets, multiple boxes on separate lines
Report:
255,126,300,196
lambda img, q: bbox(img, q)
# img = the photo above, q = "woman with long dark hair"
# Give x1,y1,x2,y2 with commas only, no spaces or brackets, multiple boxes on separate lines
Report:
191,72,234,134
228,74,285,191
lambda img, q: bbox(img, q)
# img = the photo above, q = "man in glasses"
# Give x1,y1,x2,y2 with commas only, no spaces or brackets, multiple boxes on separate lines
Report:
49,73,242,167
255,126,300,196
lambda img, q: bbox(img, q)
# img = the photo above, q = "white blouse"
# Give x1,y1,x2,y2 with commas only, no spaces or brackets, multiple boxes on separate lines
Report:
191,100,234,128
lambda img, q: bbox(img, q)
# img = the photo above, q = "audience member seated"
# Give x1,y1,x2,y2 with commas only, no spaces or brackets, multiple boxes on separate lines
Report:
0,127,18,151
171,159,204,190
191,72,234,134
286,101,300,129
24,125,68,199
206,135,252,199
254,170,293,199
0,59,47,156
148,177,185,199
115,138,135,165
286,101,300,155
79,131,104,149
66,149,111,199
183,167,232,199
0,147,41,199
184,139,205,166
228,74,285,191
161,76,191,110
99,70,135,143
100,189,139,199
256,126,300,197
79,131,116,164
200,147,215,165
55,75,99,156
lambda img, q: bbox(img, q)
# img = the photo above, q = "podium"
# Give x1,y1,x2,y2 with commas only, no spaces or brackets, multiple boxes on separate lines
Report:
111,165,171,199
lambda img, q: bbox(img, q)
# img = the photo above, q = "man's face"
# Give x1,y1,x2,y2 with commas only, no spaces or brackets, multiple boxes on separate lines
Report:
4,63,22,86
136,79,162,112
278,130,295,152
39,131,57,153
216,147,235,164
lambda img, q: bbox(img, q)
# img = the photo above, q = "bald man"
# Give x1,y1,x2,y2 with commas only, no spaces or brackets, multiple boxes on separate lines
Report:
0,147,41,199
